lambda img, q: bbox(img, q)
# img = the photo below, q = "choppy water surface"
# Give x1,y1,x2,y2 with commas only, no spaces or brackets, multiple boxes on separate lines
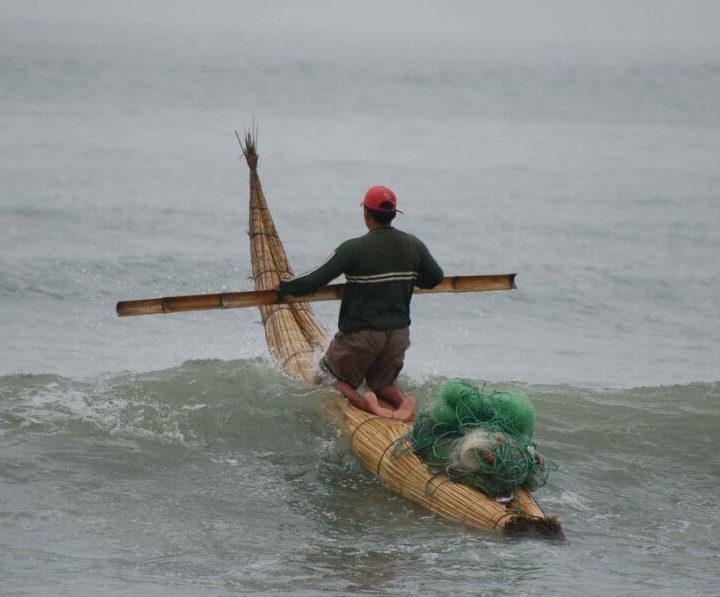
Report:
1,12,719,595
1,362,718,594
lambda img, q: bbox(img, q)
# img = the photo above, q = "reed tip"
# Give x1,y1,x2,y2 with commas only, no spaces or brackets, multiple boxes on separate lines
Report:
237,120,259,170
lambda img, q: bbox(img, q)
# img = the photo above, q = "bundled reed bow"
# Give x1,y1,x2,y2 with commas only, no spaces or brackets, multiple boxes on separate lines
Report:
240,129,329,383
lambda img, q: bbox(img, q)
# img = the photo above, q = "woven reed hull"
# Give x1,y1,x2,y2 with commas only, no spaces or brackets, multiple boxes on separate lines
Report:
241,134,558,534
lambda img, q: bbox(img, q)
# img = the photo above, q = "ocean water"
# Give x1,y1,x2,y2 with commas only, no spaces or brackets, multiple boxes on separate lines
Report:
1,13,719,595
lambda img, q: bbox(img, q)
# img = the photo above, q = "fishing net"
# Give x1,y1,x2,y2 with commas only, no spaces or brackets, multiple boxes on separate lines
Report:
400,379,550,498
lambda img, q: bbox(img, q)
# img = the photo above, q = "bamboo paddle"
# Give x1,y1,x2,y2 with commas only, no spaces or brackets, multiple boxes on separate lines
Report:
116,273,516,317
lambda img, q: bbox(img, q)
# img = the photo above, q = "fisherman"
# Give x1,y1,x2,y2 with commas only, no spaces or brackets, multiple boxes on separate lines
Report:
277,186,443,422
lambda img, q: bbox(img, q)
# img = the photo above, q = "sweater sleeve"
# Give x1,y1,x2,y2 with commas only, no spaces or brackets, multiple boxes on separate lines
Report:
278,244,350,296
415,240,444,289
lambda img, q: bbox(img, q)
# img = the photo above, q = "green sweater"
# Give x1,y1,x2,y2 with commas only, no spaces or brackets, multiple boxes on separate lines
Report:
279,227,444,333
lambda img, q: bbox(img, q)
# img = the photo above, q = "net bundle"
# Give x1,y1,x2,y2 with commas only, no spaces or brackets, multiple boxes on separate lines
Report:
404,379,550,498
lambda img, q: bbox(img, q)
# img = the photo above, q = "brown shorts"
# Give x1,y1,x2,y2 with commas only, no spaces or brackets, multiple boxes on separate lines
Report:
320,328,411,391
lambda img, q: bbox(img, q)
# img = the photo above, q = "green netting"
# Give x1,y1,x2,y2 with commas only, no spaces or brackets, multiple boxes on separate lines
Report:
400,379,551,498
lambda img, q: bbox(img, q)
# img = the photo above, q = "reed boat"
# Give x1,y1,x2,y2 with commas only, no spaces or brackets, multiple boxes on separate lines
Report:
240,133,561,535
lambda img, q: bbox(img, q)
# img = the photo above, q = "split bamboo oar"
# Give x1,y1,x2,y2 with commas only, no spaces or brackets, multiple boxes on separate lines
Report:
116,273,516,317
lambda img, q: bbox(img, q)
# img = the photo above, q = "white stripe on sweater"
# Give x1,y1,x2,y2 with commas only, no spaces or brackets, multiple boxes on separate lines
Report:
346,271,417,284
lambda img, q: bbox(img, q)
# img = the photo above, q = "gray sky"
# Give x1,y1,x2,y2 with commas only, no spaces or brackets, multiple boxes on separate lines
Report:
3,0,720,48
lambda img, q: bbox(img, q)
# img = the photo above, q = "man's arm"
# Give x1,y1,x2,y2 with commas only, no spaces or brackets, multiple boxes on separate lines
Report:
415,241,444,289
279,246,349,296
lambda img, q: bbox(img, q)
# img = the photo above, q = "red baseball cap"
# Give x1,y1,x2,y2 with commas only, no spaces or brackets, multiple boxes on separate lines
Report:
361,185,403,213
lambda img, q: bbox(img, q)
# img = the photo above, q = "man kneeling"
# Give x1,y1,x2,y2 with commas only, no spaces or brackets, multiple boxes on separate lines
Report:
278,185,443,422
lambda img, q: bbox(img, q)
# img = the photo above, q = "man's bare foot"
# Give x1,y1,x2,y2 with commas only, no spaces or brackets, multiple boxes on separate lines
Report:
393,395,417,422
364,391,395,419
